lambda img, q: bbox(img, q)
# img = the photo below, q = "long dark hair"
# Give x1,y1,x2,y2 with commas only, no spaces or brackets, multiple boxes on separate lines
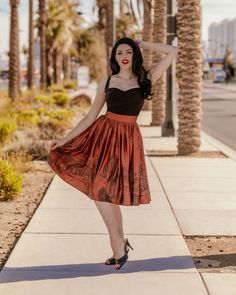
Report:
110,37,154,100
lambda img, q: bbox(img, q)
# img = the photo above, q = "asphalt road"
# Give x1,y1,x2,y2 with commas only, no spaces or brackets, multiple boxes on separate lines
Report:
202,81,236,151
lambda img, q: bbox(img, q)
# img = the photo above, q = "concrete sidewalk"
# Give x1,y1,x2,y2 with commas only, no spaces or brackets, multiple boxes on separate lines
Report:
0,111,236,294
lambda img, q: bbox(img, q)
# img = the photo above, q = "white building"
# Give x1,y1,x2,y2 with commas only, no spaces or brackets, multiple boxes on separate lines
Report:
208,18,236,65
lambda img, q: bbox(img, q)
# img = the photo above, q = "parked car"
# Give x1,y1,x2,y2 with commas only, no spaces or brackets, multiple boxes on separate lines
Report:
209,68,226,83
0,70,9,80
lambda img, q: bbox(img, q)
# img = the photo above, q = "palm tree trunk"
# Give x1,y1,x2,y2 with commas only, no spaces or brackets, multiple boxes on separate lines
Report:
53,48,58,84
57,53,63,82
27,0,34,89
97,0,106,32
176,0,202,154
142,0,153,111
151,0,167,126
105,0,115,75
46,46,51,86
63,54,71,80
46,35,53,86
39,0,47,90
97,0,108,75
9,0,20,101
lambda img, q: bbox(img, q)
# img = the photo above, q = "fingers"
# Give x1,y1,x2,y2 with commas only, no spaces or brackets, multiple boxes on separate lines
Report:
50,139,65,150
50,141,57,150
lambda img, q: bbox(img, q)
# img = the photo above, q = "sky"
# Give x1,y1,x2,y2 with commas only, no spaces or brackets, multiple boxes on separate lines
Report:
0,0,236,59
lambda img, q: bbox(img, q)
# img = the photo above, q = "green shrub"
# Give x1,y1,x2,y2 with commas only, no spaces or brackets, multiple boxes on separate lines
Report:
48,84,67,93
46,111,72,127
16,109,40,126
47,109,73,121
63,80,77,89
37,109,73,139
0,116,18,146
1,150,33,173
20,88,44,103
0,92,11,114
36,107,52,116
0,158,23,201
37,108,72,121
38,120,68,140
52,92,70,106
35,94,53,105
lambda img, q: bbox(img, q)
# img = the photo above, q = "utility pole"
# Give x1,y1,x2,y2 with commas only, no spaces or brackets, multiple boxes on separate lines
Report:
162,0,177,136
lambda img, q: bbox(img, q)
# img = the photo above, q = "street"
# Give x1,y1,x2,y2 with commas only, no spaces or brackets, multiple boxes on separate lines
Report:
0,79,8,90
202,81,236,150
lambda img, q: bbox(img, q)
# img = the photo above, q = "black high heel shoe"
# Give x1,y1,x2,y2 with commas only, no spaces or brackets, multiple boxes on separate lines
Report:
125,238,134,252
115,238,134,270
114,252,128,270
104,238,134,265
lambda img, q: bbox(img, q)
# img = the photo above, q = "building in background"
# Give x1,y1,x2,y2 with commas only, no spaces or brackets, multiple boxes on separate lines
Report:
207,18,236,82
208,18,236,61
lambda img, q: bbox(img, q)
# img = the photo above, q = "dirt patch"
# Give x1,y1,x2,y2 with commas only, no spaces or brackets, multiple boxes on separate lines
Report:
184,236,236,273
0,160,54,271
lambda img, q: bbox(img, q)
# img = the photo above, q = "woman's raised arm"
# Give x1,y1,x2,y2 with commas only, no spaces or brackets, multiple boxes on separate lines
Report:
136,40,178,84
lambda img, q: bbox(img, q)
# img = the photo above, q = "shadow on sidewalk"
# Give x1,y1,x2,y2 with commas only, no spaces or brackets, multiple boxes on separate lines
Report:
1,255,195,283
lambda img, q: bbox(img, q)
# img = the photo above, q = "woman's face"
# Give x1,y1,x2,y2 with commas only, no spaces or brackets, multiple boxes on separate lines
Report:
115,44,133,69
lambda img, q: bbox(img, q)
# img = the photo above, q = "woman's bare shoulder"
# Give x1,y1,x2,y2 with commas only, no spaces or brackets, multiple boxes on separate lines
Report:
98,75,110,86
96,76,110,92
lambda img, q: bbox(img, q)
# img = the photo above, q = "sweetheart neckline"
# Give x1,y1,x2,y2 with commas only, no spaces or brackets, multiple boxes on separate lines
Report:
107,87,141,92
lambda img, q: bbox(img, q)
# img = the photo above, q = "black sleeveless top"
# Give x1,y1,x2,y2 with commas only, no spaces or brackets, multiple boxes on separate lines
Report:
105,75,145,116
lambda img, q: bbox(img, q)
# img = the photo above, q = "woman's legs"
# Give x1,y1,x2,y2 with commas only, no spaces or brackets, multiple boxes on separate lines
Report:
110,203,125,240
93,200,125,259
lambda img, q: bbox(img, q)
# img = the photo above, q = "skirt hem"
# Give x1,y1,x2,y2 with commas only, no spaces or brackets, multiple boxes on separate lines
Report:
48,160,151,207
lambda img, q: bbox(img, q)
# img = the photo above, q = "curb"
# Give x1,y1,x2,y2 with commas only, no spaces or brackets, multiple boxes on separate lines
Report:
201,130,236,162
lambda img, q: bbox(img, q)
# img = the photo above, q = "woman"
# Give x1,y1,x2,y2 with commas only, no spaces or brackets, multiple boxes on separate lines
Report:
47,37,178,270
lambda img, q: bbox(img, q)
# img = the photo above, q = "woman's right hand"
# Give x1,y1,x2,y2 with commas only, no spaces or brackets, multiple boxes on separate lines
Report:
134,39,143,48
50,138,68,150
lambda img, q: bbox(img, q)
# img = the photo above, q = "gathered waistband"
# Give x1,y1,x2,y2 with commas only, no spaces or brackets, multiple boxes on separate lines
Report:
105,111,138,123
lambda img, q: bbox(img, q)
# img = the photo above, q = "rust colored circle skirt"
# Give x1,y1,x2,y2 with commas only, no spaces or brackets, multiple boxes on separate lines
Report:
46,111,151,206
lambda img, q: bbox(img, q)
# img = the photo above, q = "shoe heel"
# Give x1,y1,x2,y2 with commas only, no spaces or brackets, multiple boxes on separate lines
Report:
126,239,134,250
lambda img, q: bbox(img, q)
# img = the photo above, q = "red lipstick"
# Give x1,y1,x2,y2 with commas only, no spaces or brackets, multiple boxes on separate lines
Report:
122,59,129,64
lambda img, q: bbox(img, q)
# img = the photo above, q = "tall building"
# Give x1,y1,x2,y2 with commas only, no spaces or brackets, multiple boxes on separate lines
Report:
208,18,236,66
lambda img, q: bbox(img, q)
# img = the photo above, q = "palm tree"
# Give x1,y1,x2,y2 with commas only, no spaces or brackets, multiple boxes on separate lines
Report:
27,0,34,89
95,0,142,75
46,0,82,84
38,0,47,90
63,53,71,80
95,0,112,74
142,0,153,111
176,0,202,154
96,0,107,32
105,0,115,75
151,0,167,126
116,2,139,39
9,0,20,101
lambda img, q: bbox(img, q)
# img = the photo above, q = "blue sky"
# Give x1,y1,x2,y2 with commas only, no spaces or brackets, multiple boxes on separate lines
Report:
0,0,236,58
